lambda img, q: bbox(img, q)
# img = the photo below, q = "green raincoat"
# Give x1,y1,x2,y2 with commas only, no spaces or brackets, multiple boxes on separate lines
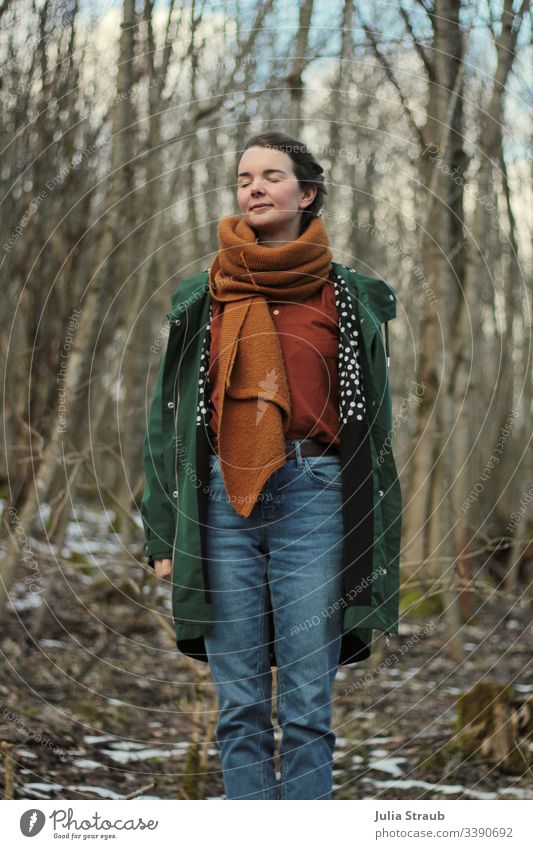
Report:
141,262,402,665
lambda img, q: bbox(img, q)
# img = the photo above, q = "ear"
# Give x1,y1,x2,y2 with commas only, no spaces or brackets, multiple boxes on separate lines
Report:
298,183,317,210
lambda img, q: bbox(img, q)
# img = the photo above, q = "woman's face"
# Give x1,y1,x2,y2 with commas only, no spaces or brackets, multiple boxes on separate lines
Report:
236,146,316,238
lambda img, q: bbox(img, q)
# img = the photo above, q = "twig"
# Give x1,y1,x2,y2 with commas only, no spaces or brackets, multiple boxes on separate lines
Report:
124,577,175,639
121,781,156,799
401,535,530,569
0,742,15,799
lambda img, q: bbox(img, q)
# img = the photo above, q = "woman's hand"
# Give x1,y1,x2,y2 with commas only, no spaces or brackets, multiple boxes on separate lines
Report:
154,558,172,578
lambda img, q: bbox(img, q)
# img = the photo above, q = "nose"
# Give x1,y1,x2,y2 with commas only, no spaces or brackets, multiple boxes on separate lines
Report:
250,181,267,194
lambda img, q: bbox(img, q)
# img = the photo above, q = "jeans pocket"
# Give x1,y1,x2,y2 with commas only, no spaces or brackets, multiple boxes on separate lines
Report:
302,455,343,489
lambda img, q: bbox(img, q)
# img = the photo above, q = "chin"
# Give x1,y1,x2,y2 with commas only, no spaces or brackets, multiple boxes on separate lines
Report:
248,213,287,228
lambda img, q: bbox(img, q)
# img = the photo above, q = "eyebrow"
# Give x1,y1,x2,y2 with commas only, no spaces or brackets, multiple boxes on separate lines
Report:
237,168,287,178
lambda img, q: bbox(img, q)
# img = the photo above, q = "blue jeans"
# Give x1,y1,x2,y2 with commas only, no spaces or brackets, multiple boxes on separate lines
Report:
204,439,344,800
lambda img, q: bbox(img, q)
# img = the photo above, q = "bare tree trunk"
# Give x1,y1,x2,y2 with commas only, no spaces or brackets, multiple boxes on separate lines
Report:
287,0,314,134
455,0,528,541
402,1,467,584
0,0,138,621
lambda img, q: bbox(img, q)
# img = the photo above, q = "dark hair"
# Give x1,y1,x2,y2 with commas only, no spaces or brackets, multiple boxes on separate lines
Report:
241,131,327,226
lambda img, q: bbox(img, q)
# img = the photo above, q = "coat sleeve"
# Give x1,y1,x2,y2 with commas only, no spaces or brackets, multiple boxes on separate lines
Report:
140,333,176,568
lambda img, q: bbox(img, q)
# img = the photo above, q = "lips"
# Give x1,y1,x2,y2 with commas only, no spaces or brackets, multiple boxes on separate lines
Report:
250,203,273,211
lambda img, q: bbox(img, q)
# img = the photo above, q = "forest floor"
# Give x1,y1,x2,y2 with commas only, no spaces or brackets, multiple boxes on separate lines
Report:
1,510,532,801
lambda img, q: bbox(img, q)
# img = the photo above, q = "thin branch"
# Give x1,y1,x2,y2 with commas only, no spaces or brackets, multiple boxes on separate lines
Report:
412,0,435,16
399,2,433,79
401,534,531,569
360,20,427,149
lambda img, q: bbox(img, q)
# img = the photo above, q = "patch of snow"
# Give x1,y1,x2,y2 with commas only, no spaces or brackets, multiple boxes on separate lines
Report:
101,745,185,764
368,755,407,777
72,759,103,769
83,734,117,745
71,784,123,799
498,787,533,799
9,594,42,611
23,781,64,797
362,776,496,799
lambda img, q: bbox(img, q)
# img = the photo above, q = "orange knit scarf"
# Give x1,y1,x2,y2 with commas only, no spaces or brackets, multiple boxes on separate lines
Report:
208,213,333,517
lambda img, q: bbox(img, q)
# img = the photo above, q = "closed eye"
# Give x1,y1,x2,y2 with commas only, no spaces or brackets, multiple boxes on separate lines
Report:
238,177,281,187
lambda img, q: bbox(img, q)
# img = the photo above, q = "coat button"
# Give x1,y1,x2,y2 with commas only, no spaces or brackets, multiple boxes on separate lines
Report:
167,401,175,409
174,318,181,325
388,294,394,301
379,489,384,496
172,490,178,498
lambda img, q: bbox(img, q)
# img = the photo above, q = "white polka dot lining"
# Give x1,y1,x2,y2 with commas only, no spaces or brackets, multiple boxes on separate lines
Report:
196,299,213,426
195,265,367,428
332,271,367,424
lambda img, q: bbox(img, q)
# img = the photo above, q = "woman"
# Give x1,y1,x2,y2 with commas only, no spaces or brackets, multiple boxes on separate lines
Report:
140,131,402,800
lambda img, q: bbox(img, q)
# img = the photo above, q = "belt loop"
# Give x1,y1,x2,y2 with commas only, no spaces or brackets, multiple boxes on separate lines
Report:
293,439,304,468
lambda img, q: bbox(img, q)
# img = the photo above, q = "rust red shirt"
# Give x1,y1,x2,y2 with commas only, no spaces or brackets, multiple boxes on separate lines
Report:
207,276,341,448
